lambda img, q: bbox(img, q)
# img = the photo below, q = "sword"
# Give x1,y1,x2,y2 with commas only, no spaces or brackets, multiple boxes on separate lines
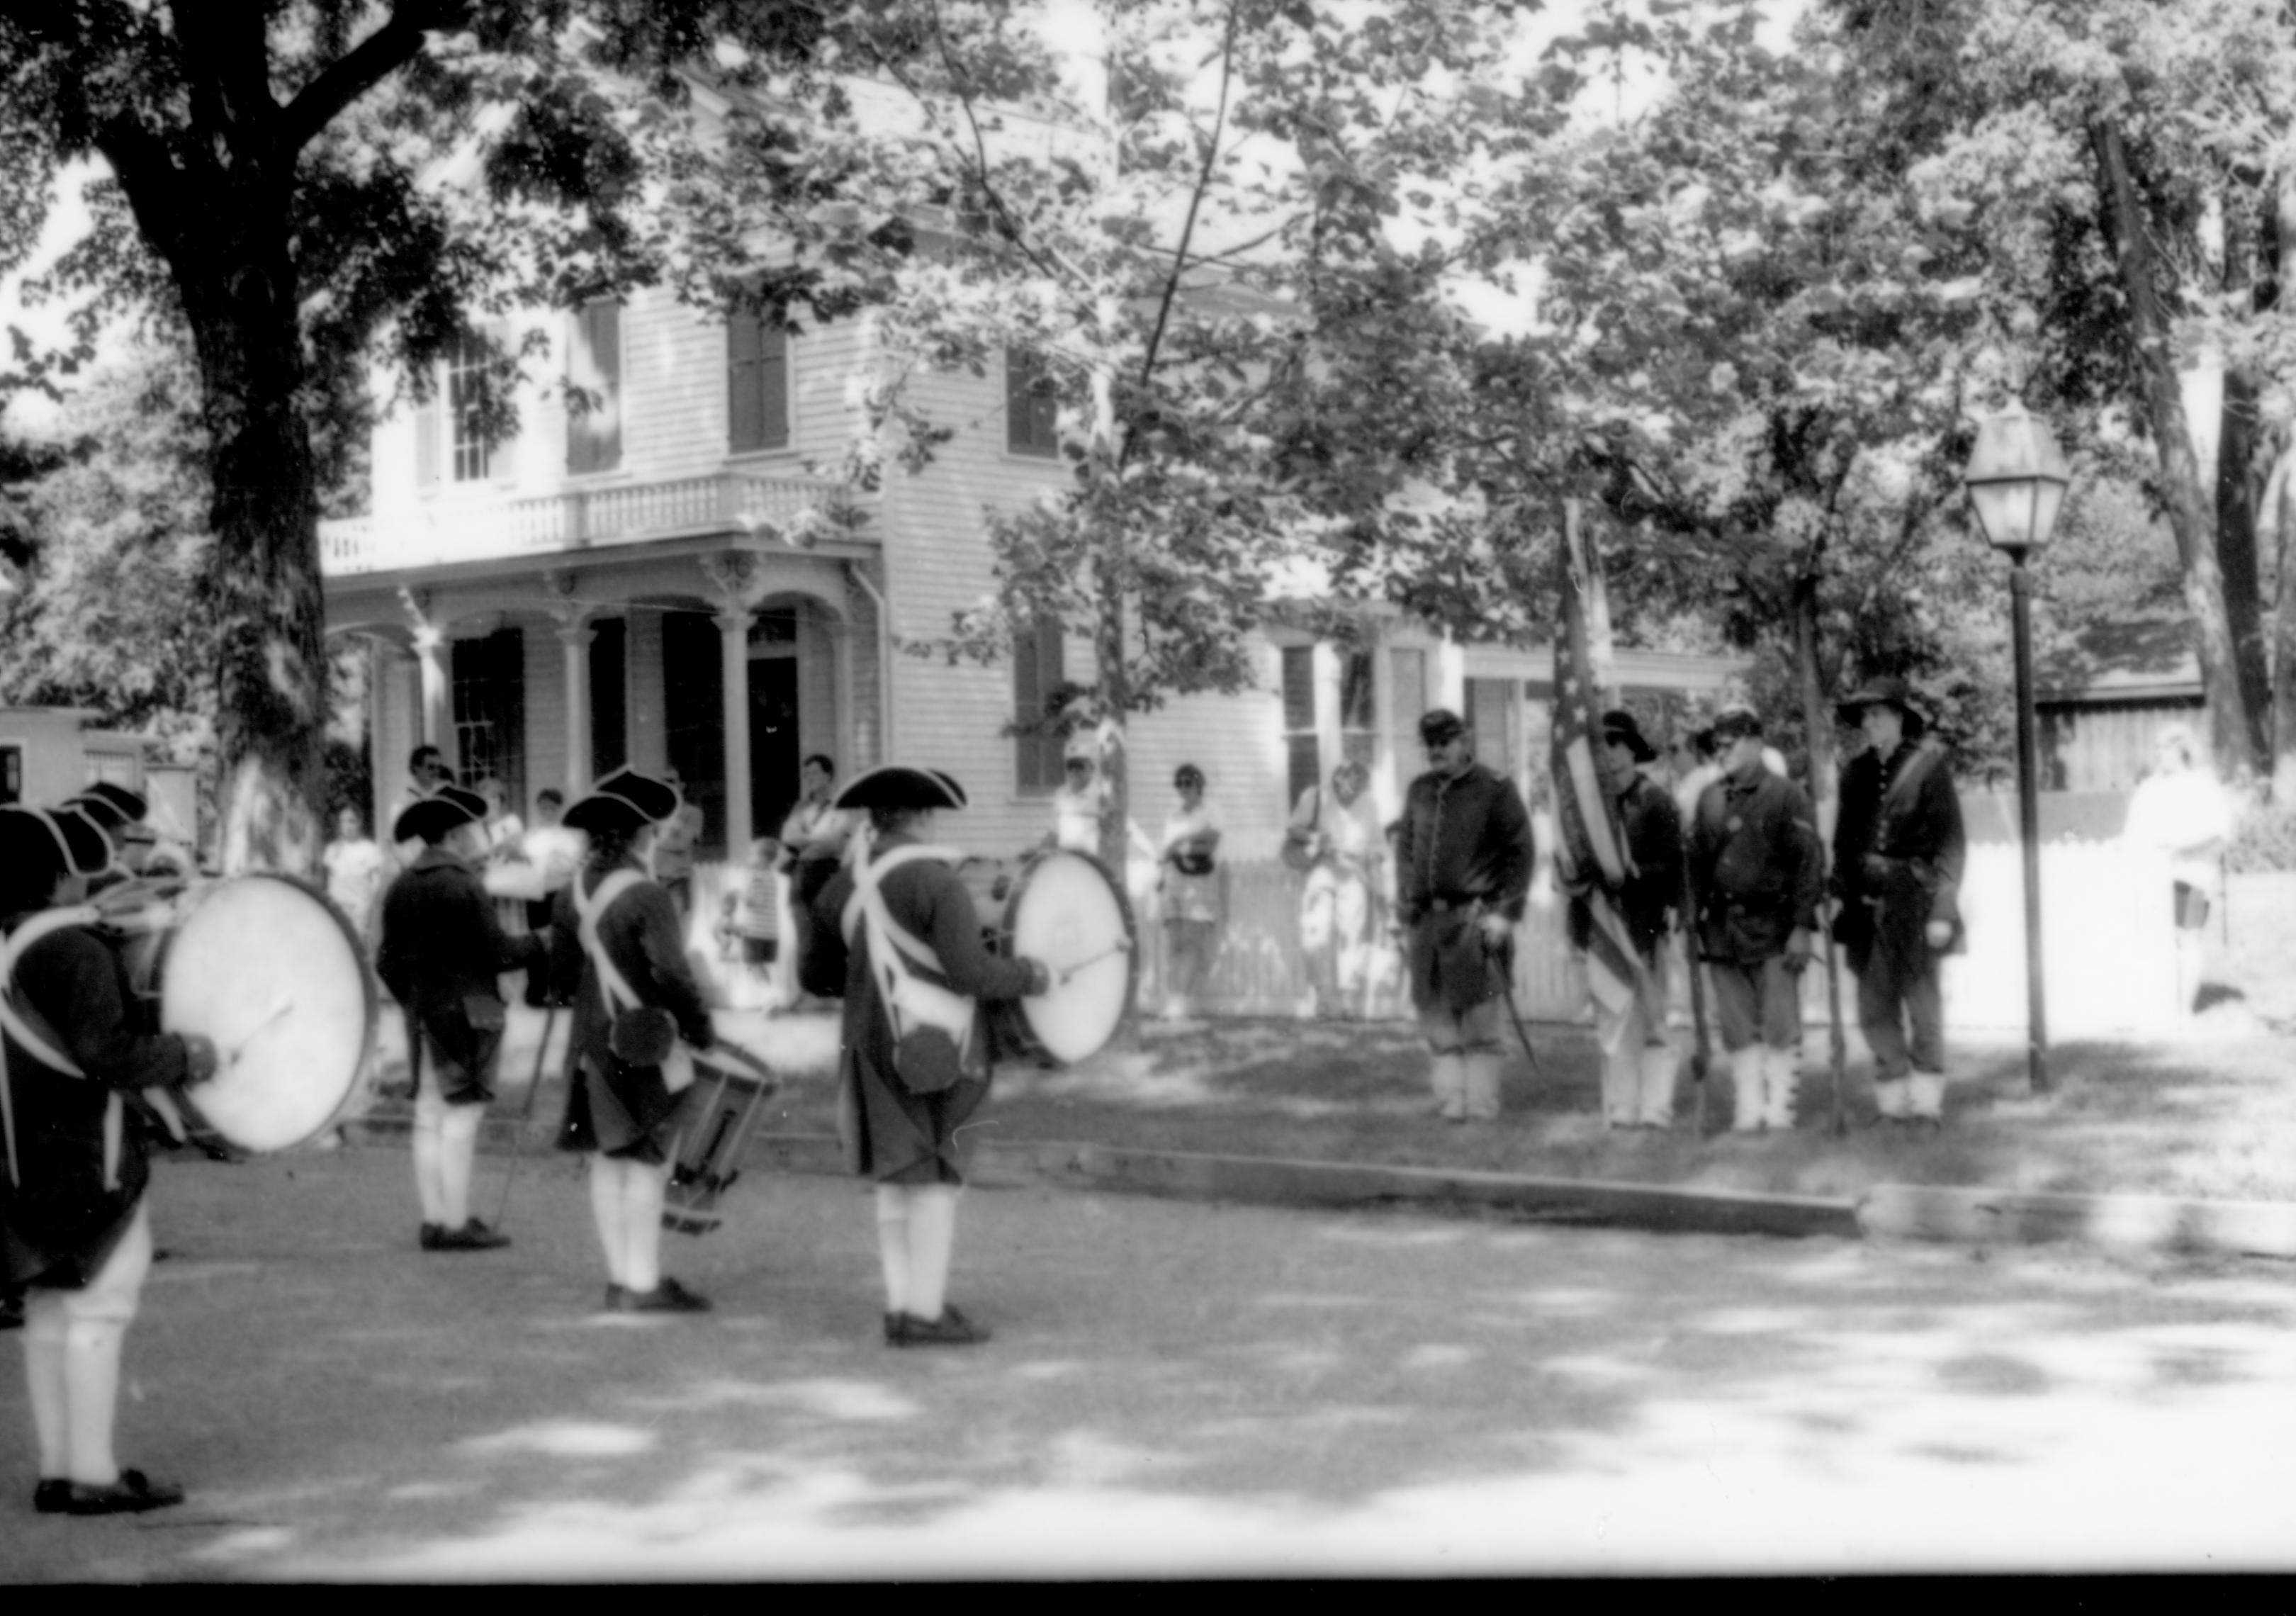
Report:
1485,930,1542,1077
493,1001,559,1230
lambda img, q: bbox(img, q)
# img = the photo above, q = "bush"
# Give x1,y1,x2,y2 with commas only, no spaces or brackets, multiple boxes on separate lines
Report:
2226,800,2296,872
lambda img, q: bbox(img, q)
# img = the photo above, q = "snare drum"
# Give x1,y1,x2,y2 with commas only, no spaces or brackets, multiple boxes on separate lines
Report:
990,849,1135,1065
663,1047,781,1236
157,875,377,1153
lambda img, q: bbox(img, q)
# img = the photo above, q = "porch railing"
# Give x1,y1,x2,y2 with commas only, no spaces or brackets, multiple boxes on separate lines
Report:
320,470,852,575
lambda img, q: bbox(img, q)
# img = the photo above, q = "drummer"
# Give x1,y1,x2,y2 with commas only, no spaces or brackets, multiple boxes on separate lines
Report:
546,767,720,1315
1,804,218,1516
803,764,1052,1349
376,785,546,1254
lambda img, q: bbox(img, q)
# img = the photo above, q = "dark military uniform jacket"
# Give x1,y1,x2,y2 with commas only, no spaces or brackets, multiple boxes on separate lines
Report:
1689,764,1823,965
1830,737,1966,969
1,914,199,1289
377,846,545,1102
1570,772,1682,960
1395,763,1535,1016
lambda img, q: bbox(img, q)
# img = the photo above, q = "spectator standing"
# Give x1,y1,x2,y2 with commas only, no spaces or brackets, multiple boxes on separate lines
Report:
2122,723,2234,1014
1686,705,1823,1133
518,788,585,1007
651,765,704,922
1158,764,1222,1022
1395,709,1535,1123
1831,677,1966,1129
322,804,388,948
780,754,858,1009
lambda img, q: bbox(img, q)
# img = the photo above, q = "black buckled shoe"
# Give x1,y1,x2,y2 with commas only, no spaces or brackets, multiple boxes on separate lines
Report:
884,1311,906,1345
1,1289,23,1332
621,1276,710,1313
896,1306,991,1347
33,1478,69,1514
419,1223,446,1251
62,1469,185,1517
604,1284,626,1311
433,1221,512,1252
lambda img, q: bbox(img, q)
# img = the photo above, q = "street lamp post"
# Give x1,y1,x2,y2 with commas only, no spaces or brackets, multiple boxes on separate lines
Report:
1962,404,2071,1094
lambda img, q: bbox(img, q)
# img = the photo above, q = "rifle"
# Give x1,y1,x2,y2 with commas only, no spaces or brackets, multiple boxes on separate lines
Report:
1681,861,1710,1138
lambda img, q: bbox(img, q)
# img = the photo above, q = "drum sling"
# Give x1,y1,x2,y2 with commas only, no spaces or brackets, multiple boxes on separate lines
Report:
573,870,693,1092
0,908,185,1194
839,837,979,1089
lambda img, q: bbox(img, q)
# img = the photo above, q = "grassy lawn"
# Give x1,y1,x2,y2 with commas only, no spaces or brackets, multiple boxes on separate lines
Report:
372,870,2296,1209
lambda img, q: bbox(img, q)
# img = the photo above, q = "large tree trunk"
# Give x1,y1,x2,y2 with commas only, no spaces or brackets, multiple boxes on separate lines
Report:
2268,173,2296,799
2091,120,2262,784
2216,366,2273,765
181,239,330,879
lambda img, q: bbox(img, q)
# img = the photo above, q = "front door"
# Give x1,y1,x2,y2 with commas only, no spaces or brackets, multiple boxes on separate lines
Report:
749,656,801,845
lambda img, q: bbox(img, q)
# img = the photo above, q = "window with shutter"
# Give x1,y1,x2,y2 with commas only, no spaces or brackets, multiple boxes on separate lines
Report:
1006,347,1059,457
567,300,622,473
727,312,790,452
1280,645,1319,807
1013,618,1067,795
447,332,493,482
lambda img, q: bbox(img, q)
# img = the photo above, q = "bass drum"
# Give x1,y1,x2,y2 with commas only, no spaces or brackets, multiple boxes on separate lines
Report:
990,850,1135,1066
157,875,377,1153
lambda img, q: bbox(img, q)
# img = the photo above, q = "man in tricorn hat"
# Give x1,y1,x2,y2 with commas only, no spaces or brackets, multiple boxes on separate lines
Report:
803,763,1053,1347
1394,708,1535,1123
1687,704,1824,1132
1831,676,1966,1128
546,765,722,1314
1577,711,1683,1128
376,784,546,1253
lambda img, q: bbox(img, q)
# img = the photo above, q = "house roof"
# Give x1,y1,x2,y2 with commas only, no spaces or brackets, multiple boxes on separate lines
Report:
2035,617,2200,705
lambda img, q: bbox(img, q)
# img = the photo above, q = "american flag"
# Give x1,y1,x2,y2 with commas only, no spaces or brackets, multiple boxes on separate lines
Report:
1551,507,1655,1027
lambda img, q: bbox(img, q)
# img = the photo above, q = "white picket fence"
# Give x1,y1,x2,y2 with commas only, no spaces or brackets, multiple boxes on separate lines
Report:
679,841,2188,1038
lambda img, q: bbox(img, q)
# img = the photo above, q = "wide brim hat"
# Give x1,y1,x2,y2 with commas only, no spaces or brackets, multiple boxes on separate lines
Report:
63,782,148,831
831,763,968,813
1417,707,1467,746
1599,709,1658,763
562,765,684,837
1838,676,1928,738
394,784,487,846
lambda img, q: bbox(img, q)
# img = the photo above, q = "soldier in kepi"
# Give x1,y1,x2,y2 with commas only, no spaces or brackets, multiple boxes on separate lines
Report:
1687,704,1823,1133
1830,676,1966,1129
1395,708,1535,1124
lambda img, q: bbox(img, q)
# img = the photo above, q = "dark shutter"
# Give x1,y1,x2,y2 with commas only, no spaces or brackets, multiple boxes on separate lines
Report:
1014,618,1066,794
1006,347,1058,457
568,300,621,473
728,312,789,452
590,617,626,777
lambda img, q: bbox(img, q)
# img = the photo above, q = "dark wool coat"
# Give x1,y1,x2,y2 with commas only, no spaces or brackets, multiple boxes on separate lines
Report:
376,846,545,1105
1831,738,1967,973
547,860,716,1165
1,916,198,1289
1689,765,1825,966
1395,763,1535,1017
807,834,1040,1186
1570,773,1684,960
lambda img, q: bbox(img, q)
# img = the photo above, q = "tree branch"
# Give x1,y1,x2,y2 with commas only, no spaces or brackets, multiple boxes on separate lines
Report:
279,0,471,157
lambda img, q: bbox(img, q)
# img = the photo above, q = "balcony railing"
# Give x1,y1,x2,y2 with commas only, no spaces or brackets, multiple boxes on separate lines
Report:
320,470,855,576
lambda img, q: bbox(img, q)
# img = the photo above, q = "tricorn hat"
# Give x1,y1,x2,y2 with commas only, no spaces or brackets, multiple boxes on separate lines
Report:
62,782,149,831
1838,675,1928,738
393,783,488,846
831,763,969,814
4,802,111,880
562,765,684,837
1599,709,1658,763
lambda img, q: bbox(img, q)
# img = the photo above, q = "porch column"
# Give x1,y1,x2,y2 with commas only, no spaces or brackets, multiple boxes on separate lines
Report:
558,616,595,795
412,624,450,754
716,607,754,857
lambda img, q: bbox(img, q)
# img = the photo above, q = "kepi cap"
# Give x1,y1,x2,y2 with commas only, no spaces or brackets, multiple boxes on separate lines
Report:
1710,702,1764,741
1418,708,1466,746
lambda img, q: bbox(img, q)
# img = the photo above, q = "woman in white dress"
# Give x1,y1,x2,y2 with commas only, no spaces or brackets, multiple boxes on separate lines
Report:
1158,764,1222,1021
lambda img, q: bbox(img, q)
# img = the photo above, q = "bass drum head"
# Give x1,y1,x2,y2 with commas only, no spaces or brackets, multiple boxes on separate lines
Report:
1006,851,1135,1065
161,874,378,1153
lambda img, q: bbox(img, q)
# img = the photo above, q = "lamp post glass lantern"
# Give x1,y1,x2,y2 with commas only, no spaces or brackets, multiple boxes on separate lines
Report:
1964,403,2069,1094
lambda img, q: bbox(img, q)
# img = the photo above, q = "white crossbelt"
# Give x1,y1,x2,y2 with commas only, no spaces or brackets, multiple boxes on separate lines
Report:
572,868,694,1093
839,833,979,1047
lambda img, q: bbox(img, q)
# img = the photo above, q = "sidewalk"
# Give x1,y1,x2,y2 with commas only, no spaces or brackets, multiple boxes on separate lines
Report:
349,995,2296,1263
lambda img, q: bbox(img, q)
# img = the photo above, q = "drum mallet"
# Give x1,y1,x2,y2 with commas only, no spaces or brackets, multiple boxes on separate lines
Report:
493,1002,560,1229
1057,937,1133,986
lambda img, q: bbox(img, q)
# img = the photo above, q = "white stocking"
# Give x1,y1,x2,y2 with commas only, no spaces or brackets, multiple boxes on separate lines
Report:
905,1184,960,1322
62,1319,125,1486
439,1102,484,1228
587,1155,629,1286
22,1298,67,1476
411,1088,449,1225
621,1158,668,1294
874,1185,913,1316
